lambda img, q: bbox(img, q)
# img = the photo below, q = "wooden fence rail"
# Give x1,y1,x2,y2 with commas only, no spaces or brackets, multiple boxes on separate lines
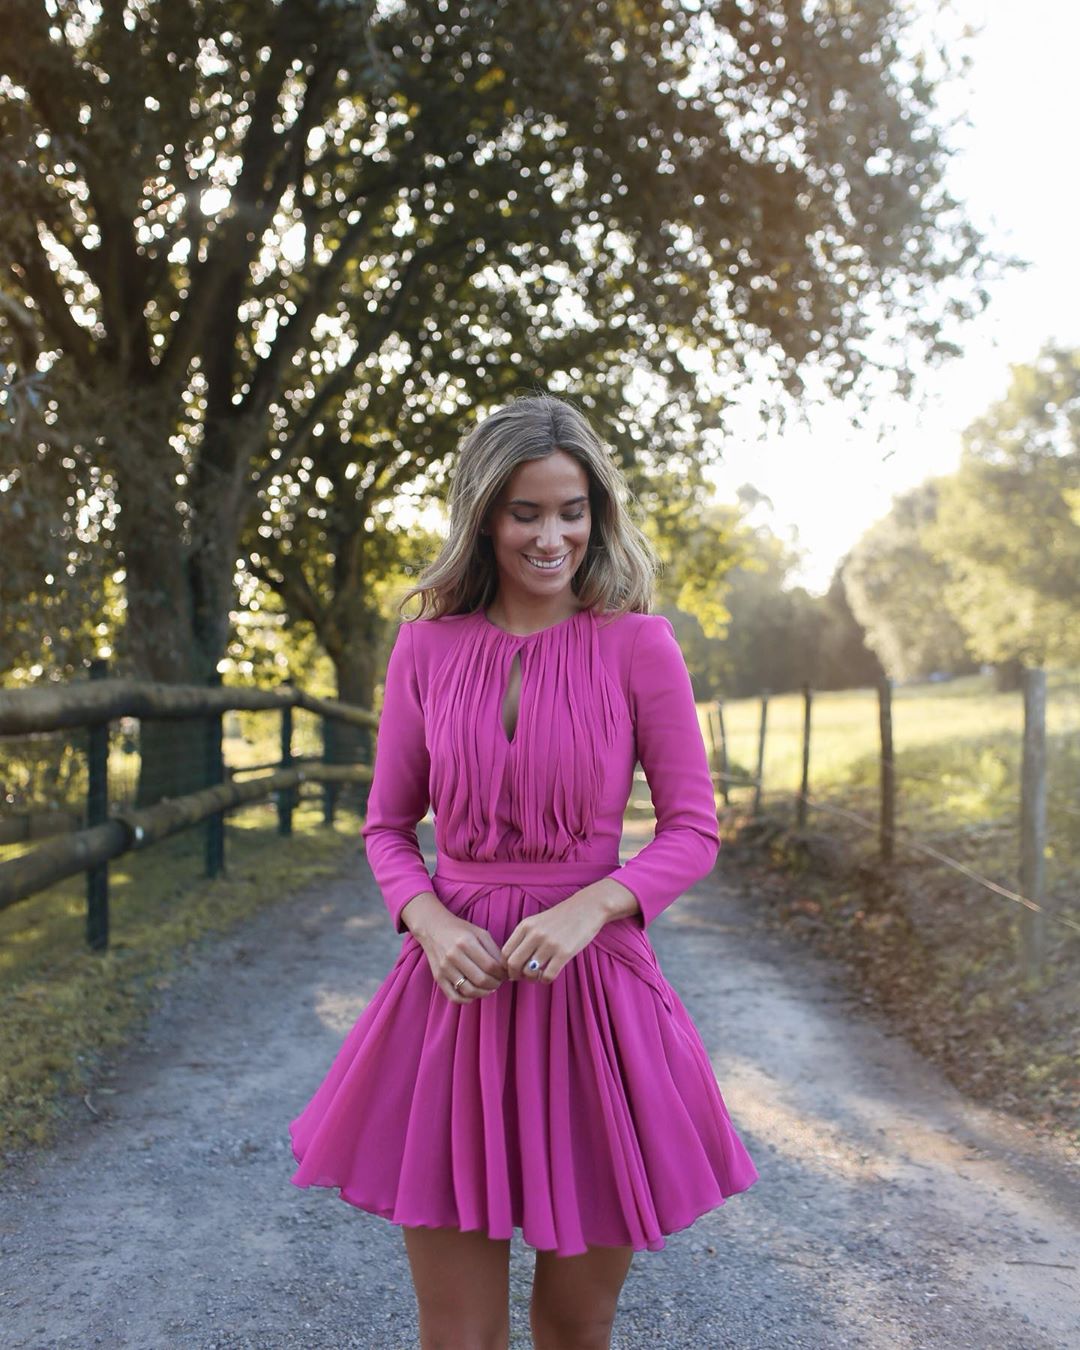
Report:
0,668,377,949
0,675,378,735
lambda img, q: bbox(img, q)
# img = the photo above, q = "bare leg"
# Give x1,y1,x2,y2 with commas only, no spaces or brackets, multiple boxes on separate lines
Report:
402,1224,512,1350
529,1243,635,1350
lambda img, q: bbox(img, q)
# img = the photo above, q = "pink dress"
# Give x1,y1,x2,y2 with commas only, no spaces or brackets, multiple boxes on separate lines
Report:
288,605,759,1256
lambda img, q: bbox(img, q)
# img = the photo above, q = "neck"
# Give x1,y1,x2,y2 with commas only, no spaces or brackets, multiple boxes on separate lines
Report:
486,593,582,632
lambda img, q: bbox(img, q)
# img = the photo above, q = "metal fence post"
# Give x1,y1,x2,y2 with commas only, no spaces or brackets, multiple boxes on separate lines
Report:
86,658,109,951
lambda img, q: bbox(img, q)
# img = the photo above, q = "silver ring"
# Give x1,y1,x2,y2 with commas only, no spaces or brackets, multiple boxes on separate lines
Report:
525,958,542,976
453,975,468,990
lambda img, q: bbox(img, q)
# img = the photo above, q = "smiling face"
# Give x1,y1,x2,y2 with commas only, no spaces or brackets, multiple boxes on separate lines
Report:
485,451,592,611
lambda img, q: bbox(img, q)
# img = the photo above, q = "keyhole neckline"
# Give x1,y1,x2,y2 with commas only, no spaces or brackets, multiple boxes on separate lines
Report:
478,605,589,640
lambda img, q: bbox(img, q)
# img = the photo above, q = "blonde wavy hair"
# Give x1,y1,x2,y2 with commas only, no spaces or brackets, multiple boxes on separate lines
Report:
397,394,661,624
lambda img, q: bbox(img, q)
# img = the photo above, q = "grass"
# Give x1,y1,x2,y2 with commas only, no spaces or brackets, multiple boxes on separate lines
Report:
0,796,364,1160
709,669,1080,1145
713,668,1080,902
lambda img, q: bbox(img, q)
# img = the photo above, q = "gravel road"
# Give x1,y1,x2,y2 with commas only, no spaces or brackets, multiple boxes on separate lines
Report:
1,820,1077,1349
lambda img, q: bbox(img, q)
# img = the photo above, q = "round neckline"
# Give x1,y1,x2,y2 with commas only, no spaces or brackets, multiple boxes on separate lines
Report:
478,605,588,640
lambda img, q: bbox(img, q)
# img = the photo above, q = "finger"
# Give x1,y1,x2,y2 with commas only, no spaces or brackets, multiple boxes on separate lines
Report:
447,951,504,996
500,928,524,964
467,934,510,982
501,924,535,974
449,949,503,993
440,935,493,982
459,975,497,1003
425,951,473,1003
442,974,481,1004
474,933,510,979
537,953,566,983
458,923,506,962
510,944,546,981
528,954,554,982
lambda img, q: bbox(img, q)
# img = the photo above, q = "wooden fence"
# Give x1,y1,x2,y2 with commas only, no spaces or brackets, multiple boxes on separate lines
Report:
0,662,377,951
701,668,1073,979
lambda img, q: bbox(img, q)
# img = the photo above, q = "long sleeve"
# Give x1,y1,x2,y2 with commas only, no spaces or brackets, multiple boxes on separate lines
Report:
359,620,436,933
604,614,721,929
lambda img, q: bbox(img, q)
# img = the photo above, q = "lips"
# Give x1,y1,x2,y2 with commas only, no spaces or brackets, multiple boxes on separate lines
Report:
524,553,570,570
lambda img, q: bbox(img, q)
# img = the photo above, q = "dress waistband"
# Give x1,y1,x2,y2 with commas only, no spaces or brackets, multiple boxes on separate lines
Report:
433,854,620,887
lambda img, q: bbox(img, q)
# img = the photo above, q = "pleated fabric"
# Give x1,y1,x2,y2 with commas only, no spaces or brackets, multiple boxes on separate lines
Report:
288,605,760,1256
426,609,627,859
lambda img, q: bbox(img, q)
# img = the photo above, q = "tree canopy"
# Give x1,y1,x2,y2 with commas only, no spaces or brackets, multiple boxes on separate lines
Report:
3,0,997,713
842,479,975,682
923,343,1080,669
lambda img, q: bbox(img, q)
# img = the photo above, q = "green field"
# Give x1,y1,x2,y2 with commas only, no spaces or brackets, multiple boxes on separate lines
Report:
710,669,1080,904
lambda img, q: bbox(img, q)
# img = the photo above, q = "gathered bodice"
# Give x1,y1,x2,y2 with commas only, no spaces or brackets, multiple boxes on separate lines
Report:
360,605,722,933
423,607,630,864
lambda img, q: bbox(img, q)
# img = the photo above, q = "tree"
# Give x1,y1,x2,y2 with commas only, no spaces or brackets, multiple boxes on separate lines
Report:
814,563,884,691
0,412,118,684
842,480,975,682
2,0,996,797
707,523,809,696
922,343,1080,681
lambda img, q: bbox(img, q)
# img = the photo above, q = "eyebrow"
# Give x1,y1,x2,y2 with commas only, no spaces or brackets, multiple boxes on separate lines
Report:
505,495,589,507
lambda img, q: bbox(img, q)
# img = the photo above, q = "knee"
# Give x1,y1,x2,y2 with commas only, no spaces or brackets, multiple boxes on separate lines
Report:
418,1326,508,1350
416,1297,508,1350
530,1306,616,1350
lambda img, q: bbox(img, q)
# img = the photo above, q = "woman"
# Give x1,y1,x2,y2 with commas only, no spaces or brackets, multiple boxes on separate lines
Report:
289,394,759,1349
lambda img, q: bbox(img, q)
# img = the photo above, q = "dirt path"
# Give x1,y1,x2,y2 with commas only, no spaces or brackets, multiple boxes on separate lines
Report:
1,822,1077,1349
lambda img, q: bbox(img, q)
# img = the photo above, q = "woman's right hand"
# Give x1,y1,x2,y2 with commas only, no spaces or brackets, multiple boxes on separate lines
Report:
402,892,509,1004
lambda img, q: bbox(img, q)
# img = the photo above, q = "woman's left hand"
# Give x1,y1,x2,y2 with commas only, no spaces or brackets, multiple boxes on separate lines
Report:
501,889,608,983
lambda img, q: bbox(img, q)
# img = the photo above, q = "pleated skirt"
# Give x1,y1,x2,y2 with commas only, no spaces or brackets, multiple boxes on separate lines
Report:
288,871,759,1257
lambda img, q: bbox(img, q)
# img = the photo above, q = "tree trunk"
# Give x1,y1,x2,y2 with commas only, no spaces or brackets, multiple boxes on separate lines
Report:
113,421,252,806
994,656,1024,693
329,633,379,816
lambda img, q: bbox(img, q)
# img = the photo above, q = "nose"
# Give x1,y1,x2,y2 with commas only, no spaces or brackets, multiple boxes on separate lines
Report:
533,520,567,552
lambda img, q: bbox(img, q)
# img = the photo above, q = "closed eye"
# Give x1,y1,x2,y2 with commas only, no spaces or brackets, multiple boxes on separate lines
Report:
513,513,586,523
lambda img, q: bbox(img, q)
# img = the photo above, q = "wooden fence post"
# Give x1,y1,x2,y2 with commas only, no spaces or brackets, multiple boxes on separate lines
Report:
85,658,109,951
705,707,718,783
1020,666,1047,978
322,713,339,827
714,701,730,807
204,672,225,877
798,683,812,828
753,690,768,817
278,685,294,836
878,674,895,863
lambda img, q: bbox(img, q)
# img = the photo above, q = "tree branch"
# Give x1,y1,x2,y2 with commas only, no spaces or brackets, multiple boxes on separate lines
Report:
14,236,97,373
158,6,311,383
249,547,325,630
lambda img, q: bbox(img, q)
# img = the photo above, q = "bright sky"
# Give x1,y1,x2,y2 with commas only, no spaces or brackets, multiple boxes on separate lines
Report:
706,0,1080,595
